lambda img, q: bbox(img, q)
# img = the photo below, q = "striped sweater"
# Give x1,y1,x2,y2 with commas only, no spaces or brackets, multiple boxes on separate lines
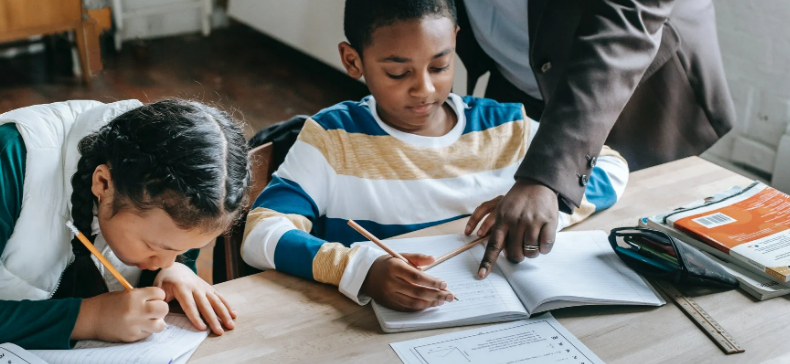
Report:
241,94,629,304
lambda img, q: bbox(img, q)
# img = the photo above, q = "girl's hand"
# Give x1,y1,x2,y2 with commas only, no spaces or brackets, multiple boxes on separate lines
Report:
73,287,169,342
153,263,237,335
361,253,454,311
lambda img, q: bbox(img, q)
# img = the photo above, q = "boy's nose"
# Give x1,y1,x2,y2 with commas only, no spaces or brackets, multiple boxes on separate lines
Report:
410,70,435,97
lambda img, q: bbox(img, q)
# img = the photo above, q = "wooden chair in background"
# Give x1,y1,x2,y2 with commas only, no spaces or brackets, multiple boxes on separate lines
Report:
217,142,276,282
0,0,103,83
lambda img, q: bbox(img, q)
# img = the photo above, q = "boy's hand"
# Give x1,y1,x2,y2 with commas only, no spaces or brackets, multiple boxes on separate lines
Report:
154,263,237,335
477,178,559,279
73,287,168,342
362,254,455,311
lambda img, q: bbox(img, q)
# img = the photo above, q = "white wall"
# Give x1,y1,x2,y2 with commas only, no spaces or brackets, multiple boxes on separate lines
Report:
703,0,790,188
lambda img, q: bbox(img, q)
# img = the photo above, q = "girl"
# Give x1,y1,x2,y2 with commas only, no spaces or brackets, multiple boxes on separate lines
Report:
0,99,249,348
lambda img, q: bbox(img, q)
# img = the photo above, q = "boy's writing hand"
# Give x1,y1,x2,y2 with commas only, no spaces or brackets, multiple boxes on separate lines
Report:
475,178,559,279
362,254,455,311
154,262,237,335
72,287,168,342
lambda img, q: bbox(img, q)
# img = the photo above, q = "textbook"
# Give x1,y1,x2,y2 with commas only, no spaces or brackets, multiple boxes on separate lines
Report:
639,188,790,300
356,231,664,333
662,182,790,283
28,314,207,364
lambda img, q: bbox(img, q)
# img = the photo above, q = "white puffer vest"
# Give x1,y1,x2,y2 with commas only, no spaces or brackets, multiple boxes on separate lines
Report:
0,100,146,300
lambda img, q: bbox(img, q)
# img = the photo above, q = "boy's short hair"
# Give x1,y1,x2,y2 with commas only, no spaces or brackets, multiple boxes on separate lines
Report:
344,0,458,54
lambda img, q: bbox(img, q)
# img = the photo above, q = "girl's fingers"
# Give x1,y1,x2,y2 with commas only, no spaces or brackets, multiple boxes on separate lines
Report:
175,287,207,331
194,290,223,335
391,292,434,311
215,292,237,319
207,292,235,330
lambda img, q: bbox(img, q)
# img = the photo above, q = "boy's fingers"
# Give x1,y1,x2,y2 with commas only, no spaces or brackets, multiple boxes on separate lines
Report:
392,293,434,311
394,278,452,302
194,291,223,335
402,253,435,267
176,287,206,331
479,225,506,279
208,293,235,330
396,264,447,290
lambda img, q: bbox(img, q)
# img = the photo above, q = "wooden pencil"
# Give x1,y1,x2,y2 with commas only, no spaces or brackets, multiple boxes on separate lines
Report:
66,221,134,290
421,235,489,271
346,220,458,301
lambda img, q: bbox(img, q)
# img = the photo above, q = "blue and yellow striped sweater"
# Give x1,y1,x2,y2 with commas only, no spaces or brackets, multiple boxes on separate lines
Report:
242,94,629,304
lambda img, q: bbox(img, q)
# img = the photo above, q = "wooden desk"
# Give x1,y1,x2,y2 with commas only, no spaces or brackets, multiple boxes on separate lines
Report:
190,157,789,364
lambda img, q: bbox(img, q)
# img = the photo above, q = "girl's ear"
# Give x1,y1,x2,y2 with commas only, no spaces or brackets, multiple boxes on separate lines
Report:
91,164,114,203
338,42,364,79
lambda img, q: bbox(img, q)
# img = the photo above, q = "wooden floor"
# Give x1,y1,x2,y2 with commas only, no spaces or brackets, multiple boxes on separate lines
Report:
0,23,368,283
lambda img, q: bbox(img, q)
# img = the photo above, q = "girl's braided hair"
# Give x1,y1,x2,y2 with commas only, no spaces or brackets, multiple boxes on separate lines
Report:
52,99,249,299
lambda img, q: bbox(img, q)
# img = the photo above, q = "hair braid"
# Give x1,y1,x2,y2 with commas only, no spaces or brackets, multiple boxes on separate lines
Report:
51,134,111,299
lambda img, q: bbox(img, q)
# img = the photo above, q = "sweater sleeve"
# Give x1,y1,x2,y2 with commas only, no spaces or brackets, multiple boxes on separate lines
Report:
0,123,84,349
241,119,382,305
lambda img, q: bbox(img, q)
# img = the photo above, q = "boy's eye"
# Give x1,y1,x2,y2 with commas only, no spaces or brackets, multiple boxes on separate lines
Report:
386,72,409,80
431,65,450,73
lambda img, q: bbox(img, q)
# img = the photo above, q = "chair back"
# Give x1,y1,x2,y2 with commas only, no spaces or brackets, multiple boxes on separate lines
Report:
221,142,274,281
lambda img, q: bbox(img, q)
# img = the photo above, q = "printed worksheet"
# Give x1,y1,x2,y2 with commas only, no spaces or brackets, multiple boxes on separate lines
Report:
390,313,603,364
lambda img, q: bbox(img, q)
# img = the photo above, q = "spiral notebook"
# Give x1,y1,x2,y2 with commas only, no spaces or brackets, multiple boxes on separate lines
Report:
356,231,664,333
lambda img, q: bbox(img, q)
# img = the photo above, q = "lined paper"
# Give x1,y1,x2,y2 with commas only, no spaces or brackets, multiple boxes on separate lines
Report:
31,314,208,364
487,231,664,313
359,235,528,332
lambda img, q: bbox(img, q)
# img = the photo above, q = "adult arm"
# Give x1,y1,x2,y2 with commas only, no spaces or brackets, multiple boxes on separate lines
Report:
484,0,675,273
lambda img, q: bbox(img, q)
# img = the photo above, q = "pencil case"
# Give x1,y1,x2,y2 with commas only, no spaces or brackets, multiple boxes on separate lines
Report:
609,227,739,289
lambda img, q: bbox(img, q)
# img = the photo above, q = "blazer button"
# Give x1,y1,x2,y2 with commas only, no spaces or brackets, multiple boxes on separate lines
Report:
589,156,597,168
579,174,589,186
540,62,552,73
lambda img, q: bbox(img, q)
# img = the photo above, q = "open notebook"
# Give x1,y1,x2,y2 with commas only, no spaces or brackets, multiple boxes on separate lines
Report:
29,314,207,364
357,231,664,333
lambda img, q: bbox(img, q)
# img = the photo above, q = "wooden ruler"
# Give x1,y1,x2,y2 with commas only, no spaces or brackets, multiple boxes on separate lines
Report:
654,280,745,354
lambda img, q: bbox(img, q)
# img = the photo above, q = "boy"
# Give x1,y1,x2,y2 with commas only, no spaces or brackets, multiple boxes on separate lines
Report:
241,0,628,311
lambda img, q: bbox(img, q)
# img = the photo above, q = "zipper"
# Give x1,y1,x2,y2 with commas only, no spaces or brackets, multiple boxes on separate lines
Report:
49,255,75,299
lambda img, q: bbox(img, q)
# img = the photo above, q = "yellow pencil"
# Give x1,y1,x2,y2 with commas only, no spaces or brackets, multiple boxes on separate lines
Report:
66,221,134,290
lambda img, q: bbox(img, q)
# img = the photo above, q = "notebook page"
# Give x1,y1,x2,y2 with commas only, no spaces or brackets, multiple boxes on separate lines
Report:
481,231,663,313
0,343,49,364
357,234,527,332
31,314,208,364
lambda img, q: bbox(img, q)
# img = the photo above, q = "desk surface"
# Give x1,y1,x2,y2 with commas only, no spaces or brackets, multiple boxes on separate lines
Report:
190,157,788,364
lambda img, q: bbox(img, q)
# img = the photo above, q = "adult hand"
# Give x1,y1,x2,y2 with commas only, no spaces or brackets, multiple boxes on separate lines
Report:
154,262,236,335
362,253,455,311
475,178,559,279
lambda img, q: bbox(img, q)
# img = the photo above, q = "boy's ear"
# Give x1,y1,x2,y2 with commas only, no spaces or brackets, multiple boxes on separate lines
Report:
338,42,364,79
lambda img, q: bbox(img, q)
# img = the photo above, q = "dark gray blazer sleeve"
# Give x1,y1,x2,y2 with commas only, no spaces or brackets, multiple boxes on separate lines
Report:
516,0,676,212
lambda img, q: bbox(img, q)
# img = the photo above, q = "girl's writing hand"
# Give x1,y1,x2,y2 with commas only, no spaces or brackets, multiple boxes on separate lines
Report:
154,262,236,335
361,253,454,311
73,287,168,342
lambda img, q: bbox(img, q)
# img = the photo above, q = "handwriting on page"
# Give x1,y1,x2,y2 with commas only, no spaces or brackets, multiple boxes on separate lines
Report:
390,314,604,364
371,235,526,328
